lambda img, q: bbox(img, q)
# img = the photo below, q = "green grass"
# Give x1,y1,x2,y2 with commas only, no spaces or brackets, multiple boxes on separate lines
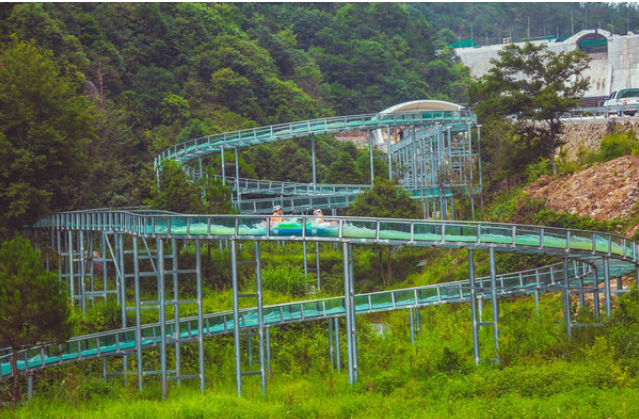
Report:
6,290,639,417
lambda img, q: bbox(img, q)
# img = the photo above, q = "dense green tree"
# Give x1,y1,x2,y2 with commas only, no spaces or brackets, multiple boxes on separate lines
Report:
357,149,390,183
147,160,203,214
159,93,191,125
469,41,590,175
326,152,365,184
0,37,95,238
274,142,313,183
0,234,73,405
247,144,280,180
347,178,421,286
147,160,235,214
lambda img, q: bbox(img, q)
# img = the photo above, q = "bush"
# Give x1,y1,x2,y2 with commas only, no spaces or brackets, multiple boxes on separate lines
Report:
598,126,639,161
262,263,309,296
526,157,551,182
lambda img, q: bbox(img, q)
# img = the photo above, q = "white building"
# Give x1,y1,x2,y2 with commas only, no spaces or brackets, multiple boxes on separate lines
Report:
454,29,639,97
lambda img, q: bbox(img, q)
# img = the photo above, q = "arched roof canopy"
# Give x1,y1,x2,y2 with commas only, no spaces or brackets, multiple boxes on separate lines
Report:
372,100,466,146
379,100,464,114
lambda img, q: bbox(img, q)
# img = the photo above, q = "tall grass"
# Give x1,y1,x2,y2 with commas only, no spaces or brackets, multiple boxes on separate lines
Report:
5,291,639,417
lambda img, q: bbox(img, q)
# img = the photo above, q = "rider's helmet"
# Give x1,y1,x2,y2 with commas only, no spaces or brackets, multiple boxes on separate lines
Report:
273,205,282,212
313,209,323,215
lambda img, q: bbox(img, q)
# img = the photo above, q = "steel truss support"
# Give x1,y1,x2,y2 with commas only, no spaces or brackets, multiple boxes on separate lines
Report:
231,240,267,396
567,261,604,329
342,243,358,384
97,237,205,397
472,247,500,364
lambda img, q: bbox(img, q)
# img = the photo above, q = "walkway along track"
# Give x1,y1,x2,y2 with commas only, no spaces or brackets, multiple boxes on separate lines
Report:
1,108,637,400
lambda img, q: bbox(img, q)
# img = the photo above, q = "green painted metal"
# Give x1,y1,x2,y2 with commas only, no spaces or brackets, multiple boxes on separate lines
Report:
2,211,637,380
157,109,479,214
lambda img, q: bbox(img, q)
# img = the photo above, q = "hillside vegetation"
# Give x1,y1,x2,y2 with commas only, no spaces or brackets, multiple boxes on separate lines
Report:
3,2,639,417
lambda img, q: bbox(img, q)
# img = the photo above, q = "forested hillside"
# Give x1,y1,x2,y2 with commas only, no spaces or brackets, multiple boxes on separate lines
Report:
6,3,639,416
2,3,638,223
0,2,475,231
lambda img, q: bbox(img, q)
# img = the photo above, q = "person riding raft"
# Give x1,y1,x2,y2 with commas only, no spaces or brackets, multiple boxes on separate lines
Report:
271,205,284,225
313,208,324,224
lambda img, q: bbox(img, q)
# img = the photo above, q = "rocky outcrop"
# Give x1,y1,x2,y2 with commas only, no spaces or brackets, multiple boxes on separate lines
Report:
524,155,639,236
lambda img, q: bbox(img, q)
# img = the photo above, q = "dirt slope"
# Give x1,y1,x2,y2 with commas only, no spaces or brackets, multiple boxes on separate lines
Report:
524,155,639,237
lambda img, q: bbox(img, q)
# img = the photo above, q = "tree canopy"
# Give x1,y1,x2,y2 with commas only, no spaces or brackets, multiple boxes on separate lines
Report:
347,178,422,287
347,178,422,219
0,234,73,404
0,37,95,238
469,41,590,176
147,161,235,214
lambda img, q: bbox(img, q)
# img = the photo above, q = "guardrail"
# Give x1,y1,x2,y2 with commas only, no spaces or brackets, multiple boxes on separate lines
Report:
155,110,477,169
33,211,637,261
0,258,600,380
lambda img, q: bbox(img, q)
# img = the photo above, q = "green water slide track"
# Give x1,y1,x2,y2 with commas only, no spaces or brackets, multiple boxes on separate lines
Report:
1,211,637,380
154,110,479,213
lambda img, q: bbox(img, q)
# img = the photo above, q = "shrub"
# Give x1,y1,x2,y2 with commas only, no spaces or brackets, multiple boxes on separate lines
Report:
262,263,309,296
525,157,551,183
598,127,639,161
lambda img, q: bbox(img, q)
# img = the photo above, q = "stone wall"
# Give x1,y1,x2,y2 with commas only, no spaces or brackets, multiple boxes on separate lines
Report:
560,118,639,160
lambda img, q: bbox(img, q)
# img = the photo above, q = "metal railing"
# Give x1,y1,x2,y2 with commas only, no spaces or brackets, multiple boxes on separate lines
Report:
0,258,602,380
155,110,477,169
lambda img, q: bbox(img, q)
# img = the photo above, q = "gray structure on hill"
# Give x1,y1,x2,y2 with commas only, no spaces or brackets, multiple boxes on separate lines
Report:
454,29,639,97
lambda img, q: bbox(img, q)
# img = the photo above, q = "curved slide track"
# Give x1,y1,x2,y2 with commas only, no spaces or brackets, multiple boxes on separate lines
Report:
155,105,479,215
1,211,637,398
2,106,637,401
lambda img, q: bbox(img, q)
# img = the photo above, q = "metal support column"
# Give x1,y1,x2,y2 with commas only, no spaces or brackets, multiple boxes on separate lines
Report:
488,247,499,362
311,133,317,196
469,249,480,365
333,317,341,372
409,307,420,344
409,308,415,344
477,125,484,208
255,242,267,395
116,233,129,386
157,238,168,399
230,239,242,396
235,148,241,209
78,230,87,316
369,130,374,185
342,242,357,384
133,237,144,390
221,145,226,185
386,126,392,179
562,258,572,337
604,258,612,317
67,230,75,307
411,126,417,189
